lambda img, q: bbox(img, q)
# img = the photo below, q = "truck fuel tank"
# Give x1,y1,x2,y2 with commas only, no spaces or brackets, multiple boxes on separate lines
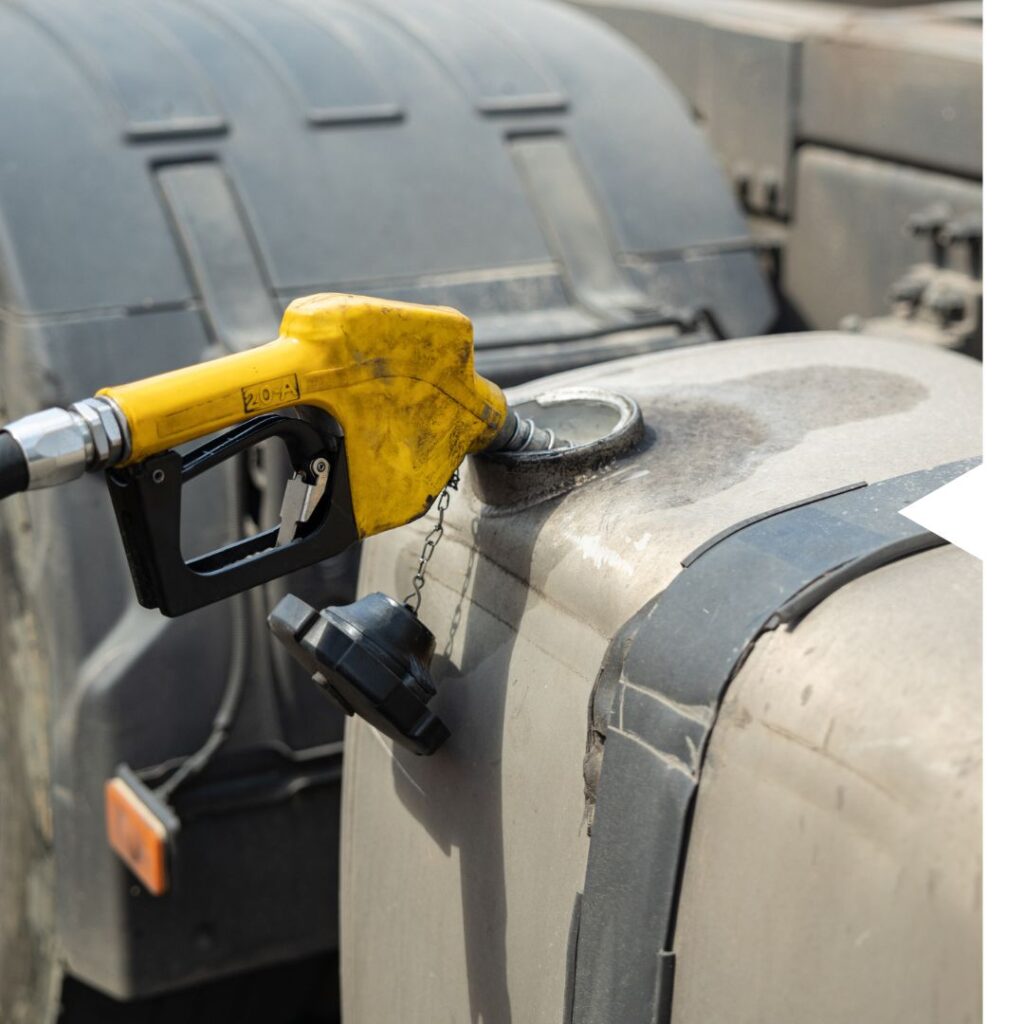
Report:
340,329,980,1024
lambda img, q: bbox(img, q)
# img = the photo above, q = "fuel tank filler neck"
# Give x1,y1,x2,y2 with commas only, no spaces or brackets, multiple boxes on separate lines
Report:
472,387,644,508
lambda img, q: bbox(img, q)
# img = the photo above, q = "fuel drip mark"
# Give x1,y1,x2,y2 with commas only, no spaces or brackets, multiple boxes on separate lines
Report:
242,375,300,413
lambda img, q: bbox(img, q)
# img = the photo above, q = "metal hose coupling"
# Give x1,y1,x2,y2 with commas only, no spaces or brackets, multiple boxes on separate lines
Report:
486,408,567,455
2,396,129,490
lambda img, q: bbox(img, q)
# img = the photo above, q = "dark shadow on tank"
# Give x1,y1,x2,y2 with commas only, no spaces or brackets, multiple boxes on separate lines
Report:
387,492,566,1024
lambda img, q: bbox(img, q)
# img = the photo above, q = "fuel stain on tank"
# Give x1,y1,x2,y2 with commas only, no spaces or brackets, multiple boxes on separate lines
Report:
625,365,927,504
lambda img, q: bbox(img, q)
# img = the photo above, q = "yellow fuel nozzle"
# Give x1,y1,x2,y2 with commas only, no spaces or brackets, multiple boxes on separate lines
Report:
0,292,551,616
100,293,507,539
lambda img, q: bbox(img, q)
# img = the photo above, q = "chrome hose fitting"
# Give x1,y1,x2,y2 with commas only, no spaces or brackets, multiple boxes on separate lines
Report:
4,396,129,489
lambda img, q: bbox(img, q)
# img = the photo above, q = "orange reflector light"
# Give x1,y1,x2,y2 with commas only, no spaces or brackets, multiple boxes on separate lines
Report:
105,777,171,896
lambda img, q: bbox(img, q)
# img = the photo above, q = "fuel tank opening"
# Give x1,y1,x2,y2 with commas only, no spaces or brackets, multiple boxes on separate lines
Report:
471,387,644,508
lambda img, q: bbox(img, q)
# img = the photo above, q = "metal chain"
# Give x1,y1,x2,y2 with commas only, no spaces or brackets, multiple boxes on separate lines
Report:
404,469,460,614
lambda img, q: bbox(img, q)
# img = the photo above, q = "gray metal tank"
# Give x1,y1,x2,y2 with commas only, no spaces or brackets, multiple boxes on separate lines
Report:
342,329,980,1023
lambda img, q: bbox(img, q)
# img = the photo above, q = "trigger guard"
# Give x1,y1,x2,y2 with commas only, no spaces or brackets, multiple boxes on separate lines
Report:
105,415,358,616
180,413,333,483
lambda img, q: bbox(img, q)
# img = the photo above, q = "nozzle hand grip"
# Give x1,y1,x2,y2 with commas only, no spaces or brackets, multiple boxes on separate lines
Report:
106,414,357,616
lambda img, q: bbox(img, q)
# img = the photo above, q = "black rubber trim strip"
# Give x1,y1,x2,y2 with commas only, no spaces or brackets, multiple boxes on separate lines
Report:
568,457,979,1024
681,479,867,568
561,893,583,1024
771,531,948,630
651,950,676,1024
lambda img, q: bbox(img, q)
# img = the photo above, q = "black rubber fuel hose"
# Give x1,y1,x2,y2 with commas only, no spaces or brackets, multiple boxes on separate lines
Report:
0,431,29,500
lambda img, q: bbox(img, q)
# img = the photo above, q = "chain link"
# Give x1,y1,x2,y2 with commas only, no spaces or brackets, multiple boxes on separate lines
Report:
404,469,460,614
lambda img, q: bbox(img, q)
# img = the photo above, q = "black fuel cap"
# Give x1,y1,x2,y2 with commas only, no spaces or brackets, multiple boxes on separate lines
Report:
268,592,449,756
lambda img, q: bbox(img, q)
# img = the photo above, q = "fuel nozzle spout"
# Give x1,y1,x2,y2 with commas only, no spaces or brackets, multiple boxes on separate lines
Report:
486,408,568,455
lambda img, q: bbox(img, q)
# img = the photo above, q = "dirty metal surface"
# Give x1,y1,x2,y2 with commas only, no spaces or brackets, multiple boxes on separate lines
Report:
569,456,975,1024
342,330,980,1023
671,543,981,1023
